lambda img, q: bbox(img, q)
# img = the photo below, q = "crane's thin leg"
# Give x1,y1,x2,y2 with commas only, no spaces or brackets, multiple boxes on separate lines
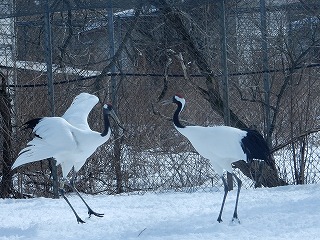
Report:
67,182,104,218
67,171,104,218
232,173,242,224
217,175,229,223
59,181,86,224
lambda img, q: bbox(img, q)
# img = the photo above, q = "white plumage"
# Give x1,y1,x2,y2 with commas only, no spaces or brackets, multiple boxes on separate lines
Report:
165,94,273,223
177,125,247,175
62,92,99,130
12,92,121,223
13,93,112,177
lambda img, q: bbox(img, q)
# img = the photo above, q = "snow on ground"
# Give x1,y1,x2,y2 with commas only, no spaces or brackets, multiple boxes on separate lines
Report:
1,184,320,240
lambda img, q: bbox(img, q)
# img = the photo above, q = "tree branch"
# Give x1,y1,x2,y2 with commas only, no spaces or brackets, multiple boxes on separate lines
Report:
271,127,320,153
153,0,248,129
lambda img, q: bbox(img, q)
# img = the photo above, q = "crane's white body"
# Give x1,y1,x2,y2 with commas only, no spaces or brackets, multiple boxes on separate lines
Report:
168,94,272,223
12,92,117,223
12,93,110,178
175,125,247,175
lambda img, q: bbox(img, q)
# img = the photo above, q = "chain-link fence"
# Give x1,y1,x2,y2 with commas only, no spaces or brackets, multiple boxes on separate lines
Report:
0,0,319,198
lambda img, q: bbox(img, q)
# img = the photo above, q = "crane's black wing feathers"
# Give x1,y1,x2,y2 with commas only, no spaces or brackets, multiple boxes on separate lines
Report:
23,118,43,130
23,118,43,138
241,129,272,167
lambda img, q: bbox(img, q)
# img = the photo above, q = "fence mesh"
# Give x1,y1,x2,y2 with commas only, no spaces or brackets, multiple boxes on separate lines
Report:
0,0,319,198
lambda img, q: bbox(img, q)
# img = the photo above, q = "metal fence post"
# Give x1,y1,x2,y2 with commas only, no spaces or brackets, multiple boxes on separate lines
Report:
108,7,117,104
44,0,59,199
107,5,123,194
220,0,230,127
260,0,272,147
220,0,233,190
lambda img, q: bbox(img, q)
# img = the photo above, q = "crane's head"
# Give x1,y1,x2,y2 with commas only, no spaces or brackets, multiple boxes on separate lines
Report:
161,94,186,111
172,94,185,106
103,104,126,131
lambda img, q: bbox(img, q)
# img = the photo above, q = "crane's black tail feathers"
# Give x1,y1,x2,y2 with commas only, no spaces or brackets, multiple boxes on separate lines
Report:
241,129,275,169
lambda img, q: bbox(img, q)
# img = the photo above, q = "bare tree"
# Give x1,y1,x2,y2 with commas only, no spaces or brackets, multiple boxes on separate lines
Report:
0,73,14,198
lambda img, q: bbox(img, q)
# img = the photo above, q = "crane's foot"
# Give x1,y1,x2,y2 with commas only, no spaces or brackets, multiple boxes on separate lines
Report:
76,216,86,224
217,217,223,223
231,217,240,224
88,208,104,218
232,212,240,224
59,188,86,224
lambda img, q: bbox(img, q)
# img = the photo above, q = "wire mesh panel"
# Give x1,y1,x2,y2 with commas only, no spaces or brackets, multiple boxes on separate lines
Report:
0,0,319,198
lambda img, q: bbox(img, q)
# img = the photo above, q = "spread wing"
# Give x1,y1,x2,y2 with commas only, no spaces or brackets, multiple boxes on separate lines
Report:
62,92,99,130
12,117,77,169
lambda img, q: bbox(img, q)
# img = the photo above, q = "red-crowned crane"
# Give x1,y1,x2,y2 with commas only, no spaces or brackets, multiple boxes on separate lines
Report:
164,94,273,223
12,92,122,223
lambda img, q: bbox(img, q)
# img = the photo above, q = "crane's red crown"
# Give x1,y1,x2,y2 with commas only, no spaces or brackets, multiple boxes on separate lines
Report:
175,93,184,99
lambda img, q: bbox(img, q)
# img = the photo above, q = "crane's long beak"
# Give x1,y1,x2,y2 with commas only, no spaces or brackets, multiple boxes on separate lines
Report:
161,99,172,105
109,109,126,131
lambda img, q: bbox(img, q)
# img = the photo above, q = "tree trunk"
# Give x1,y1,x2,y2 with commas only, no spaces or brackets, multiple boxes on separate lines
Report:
113,127,124,194
233,160,287,187
0,73,13,198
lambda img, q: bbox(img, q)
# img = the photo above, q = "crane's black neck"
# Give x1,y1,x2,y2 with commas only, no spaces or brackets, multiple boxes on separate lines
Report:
173,101,185,128
101,111,111,137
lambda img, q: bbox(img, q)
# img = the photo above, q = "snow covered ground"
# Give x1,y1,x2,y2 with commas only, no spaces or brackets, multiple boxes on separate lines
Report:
1,184,320,240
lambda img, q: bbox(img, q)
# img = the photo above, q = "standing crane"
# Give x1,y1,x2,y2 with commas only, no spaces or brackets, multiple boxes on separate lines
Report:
164,94,273,223
12,92,122,223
